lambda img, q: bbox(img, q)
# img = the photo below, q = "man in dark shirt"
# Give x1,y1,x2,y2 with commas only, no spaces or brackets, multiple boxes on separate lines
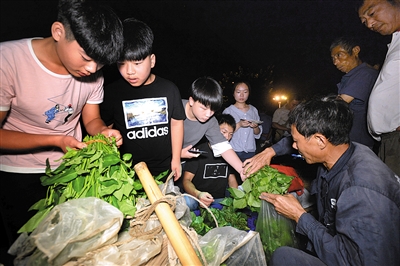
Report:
260,96,400,265
330,36,378,149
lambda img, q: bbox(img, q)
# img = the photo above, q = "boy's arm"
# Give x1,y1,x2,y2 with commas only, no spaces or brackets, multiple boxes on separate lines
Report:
242,136,293,177
81,103,122,147
182,170,213,206
228,173,238,189
182,171,199,197
0,110,86,152
171,118,183,180
221,149,245,180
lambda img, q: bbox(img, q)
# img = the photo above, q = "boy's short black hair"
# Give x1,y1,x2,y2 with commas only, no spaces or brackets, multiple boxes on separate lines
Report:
120,18,154,62
190,77,223,111
217,114,236,130
57,0,123,65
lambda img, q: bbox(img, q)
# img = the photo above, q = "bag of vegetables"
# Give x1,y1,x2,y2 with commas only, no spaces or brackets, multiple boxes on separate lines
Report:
255,200,298,261
228,164,302,261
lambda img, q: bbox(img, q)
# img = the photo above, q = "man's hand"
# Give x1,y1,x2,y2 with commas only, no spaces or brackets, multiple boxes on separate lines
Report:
259,192,306,223
197,191,214,208
242,147,276,177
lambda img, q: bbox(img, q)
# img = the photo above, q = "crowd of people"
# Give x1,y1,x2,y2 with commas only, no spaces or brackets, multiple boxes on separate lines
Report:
1,0,399,265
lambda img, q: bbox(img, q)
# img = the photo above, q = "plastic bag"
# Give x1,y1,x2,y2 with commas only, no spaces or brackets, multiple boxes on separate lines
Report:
199,226,267,266
10,197,123,265
76,231,163,266
255,200,298,261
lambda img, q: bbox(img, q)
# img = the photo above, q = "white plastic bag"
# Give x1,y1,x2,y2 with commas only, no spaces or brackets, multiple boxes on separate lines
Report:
11,197,123,265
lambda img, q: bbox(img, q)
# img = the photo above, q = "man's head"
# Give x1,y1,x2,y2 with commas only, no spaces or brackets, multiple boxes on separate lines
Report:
330,37,362,73
188,77,223,123
358,0,400,35
288,96,352,164
286,95,301,111
117,18,156,87
56,0,123,66
217,114,235,141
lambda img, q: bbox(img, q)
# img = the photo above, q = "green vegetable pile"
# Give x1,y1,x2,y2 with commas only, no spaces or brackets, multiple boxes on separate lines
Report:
190,197,249,236
19,134,147,233
228,165,294,212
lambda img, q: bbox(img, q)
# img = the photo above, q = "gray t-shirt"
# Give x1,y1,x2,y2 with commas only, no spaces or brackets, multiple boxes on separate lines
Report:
182,99,230,156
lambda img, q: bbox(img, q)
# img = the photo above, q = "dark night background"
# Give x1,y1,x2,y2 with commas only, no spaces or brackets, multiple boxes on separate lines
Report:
0,1,393,263
0,0,391,114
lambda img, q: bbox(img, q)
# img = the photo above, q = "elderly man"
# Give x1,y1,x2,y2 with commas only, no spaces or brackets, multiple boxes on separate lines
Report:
330,36,378,149
243,0,400,176
262,96,400,265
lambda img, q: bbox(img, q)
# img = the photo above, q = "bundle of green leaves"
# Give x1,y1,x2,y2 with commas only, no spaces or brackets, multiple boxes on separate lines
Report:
190,198,249,236
19,134,153,233
228,165,294,212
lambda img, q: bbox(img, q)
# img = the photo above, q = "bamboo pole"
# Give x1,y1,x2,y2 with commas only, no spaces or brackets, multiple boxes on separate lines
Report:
134,162,202,266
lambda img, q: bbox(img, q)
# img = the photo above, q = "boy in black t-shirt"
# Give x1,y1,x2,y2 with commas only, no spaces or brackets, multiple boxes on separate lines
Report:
101,18,185,180
183,114,238,210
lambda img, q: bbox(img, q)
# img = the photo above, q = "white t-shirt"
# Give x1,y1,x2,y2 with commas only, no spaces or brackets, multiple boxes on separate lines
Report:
0,38,104,173
367,31,400,140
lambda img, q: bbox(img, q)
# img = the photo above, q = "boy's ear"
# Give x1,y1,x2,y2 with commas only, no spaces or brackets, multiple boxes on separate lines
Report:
188,96,194,106
51,22,65,42
150,54,156,68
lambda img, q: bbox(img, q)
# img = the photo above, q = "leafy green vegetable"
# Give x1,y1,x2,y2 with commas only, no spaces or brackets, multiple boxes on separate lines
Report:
19,134,148,233
228,165,294,212
190,198,249,236
259,218,296,259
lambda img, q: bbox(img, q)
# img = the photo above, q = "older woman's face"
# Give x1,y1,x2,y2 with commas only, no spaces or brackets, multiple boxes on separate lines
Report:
358,0,400,35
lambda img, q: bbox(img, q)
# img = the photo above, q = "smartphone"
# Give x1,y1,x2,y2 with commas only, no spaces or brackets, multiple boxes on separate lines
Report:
189,149,208,154
240,119,263,124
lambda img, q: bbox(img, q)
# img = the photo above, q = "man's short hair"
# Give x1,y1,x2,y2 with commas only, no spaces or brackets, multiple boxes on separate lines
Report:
330,36,359,55
288,95,353,145
57,0,123,65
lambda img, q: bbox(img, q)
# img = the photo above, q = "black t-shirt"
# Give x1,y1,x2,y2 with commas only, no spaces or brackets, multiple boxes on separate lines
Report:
184,140,234,198
101,76,186,176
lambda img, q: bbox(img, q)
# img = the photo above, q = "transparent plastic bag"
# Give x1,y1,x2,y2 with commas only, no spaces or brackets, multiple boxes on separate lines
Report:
199,226,267,266
255,200,298,261
10,197,123,266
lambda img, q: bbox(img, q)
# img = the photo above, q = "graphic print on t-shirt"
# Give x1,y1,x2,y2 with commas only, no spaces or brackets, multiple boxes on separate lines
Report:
44,92,75,124
203,163,228,179
123,97,168,128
